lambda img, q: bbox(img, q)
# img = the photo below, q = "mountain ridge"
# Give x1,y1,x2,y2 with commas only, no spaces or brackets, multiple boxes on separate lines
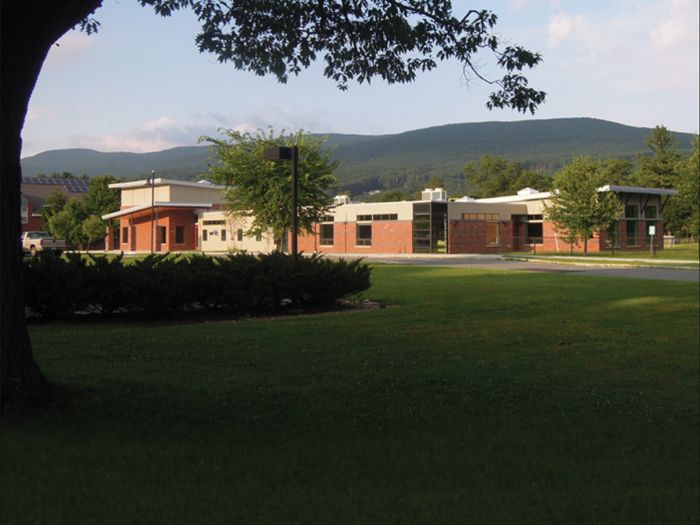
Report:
22,118,695,195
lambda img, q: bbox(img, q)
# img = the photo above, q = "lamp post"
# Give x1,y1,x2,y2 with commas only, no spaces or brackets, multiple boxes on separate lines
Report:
263,146,299,261
150,170,155,254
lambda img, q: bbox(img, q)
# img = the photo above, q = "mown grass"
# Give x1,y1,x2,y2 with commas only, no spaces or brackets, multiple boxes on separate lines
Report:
2,266,698,524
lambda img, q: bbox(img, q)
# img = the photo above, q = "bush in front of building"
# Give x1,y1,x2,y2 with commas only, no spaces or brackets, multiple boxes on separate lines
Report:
22,252,371,319
24,252,88,318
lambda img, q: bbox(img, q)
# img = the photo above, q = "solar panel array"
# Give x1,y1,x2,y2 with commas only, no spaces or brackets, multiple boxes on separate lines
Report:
22,177,90,193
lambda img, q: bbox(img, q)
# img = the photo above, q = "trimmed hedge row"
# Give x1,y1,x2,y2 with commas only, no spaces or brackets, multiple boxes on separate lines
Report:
23,252,371,319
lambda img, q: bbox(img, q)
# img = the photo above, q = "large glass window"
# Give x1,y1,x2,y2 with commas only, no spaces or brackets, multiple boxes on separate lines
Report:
237,229,243,241
526,222,543,244
644,205,657,219
202,229,208,241
320,224,334,246
356,224,372,246
625,205,639,218
221,229,227,241
122,227,129,244
157,226,166,244
412,203,431,253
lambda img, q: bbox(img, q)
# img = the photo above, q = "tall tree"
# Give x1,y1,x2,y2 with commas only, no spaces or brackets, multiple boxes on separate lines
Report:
40,190,69,235
544,158,623,255
676,136,700,239
203,130,337,248
1,0,545,411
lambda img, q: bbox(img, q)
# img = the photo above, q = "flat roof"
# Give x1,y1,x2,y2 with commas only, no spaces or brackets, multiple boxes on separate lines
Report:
597,185,678,196
475,191,553,203
102,202,213,220
109,178,224,190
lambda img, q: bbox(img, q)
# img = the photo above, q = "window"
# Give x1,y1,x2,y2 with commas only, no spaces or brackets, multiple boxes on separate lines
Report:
157,226,166,244
462,213,500,221
175,226,185,244
221,229,227,241
202,229,208,241
372,214,398,221
526,223,543,244
626,220,639,246
356,224,372,246
122,227,129,244
485,222,499,246
644,205,657,219
357,214,372,222
320,224,334,246
255,233,262,242
203,220,225,225
237,229,243,241
625,205,639,218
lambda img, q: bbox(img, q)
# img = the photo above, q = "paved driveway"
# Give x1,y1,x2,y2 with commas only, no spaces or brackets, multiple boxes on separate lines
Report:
335,255,699,282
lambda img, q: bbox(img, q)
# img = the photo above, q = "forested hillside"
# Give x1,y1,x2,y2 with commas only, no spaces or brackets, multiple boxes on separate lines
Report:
22,118,695,196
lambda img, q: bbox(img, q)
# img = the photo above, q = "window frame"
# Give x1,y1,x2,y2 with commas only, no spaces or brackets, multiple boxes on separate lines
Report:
356,224,372,246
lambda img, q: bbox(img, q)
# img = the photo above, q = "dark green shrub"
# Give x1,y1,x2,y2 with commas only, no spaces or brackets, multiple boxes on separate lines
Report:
22,252,371,320
23,252,88,318
84,253,130,314
184,254,227,310
126,254,189,314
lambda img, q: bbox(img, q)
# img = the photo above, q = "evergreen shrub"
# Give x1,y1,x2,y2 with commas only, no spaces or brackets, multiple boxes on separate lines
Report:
23,252,371,320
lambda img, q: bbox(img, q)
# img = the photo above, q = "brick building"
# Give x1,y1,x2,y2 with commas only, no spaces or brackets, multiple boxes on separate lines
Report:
21,177,90,232
297,185,677,255
104,180,677,254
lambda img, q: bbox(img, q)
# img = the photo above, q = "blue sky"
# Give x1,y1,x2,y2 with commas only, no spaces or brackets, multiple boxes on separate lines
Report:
22,0,699,157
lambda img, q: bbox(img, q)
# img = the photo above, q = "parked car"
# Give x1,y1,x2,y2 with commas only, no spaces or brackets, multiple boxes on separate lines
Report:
21,231,68,256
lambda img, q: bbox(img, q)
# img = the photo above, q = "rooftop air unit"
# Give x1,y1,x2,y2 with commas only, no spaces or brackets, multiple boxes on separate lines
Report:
421,188,447,201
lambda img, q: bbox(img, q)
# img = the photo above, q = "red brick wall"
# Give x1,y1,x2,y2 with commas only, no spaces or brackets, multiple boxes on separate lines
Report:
297,221,414,254
118,209,198,252
539,221,603,253
22,201,43,232
448,221,513,254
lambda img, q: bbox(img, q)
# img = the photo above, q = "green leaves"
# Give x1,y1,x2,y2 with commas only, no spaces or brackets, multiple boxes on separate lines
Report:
139,0,546,113
202,129,337,246
544,158,624,253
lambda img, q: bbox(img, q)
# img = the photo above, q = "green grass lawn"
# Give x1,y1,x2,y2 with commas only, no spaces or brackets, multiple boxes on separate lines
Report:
2,266,698,524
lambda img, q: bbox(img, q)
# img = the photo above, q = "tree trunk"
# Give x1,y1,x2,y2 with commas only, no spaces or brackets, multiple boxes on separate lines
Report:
1,0,102,413
584,237,588,256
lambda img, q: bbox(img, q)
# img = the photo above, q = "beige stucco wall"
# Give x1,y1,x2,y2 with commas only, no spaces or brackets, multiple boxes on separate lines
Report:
447,201,528,220
198,210,276,253
121,184,226,207
121,186,171,207
170,185,227,205
329,201,415,222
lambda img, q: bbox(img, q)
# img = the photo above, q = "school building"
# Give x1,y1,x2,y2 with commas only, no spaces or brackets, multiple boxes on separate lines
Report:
103,179,677,254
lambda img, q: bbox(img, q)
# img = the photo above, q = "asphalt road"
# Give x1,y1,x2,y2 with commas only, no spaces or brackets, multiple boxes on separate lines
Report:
338,255,700,282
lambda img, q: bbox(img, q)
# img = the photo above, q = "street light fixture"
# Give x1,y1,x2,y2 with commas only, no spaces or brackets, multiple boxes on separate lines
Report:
263,146,299,261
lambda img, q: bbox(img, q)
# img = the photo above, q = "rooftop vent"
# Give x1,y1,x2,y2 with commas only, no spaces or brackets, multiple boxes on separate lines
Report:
334,194,351,205
421,188,447,201
517,187,540,195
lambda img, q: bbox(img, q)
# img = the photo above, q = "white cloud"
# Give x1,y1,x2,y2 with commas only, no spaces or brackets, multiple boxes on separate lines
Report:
651,0,698,49
60,107,336,154
548,12,588,48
